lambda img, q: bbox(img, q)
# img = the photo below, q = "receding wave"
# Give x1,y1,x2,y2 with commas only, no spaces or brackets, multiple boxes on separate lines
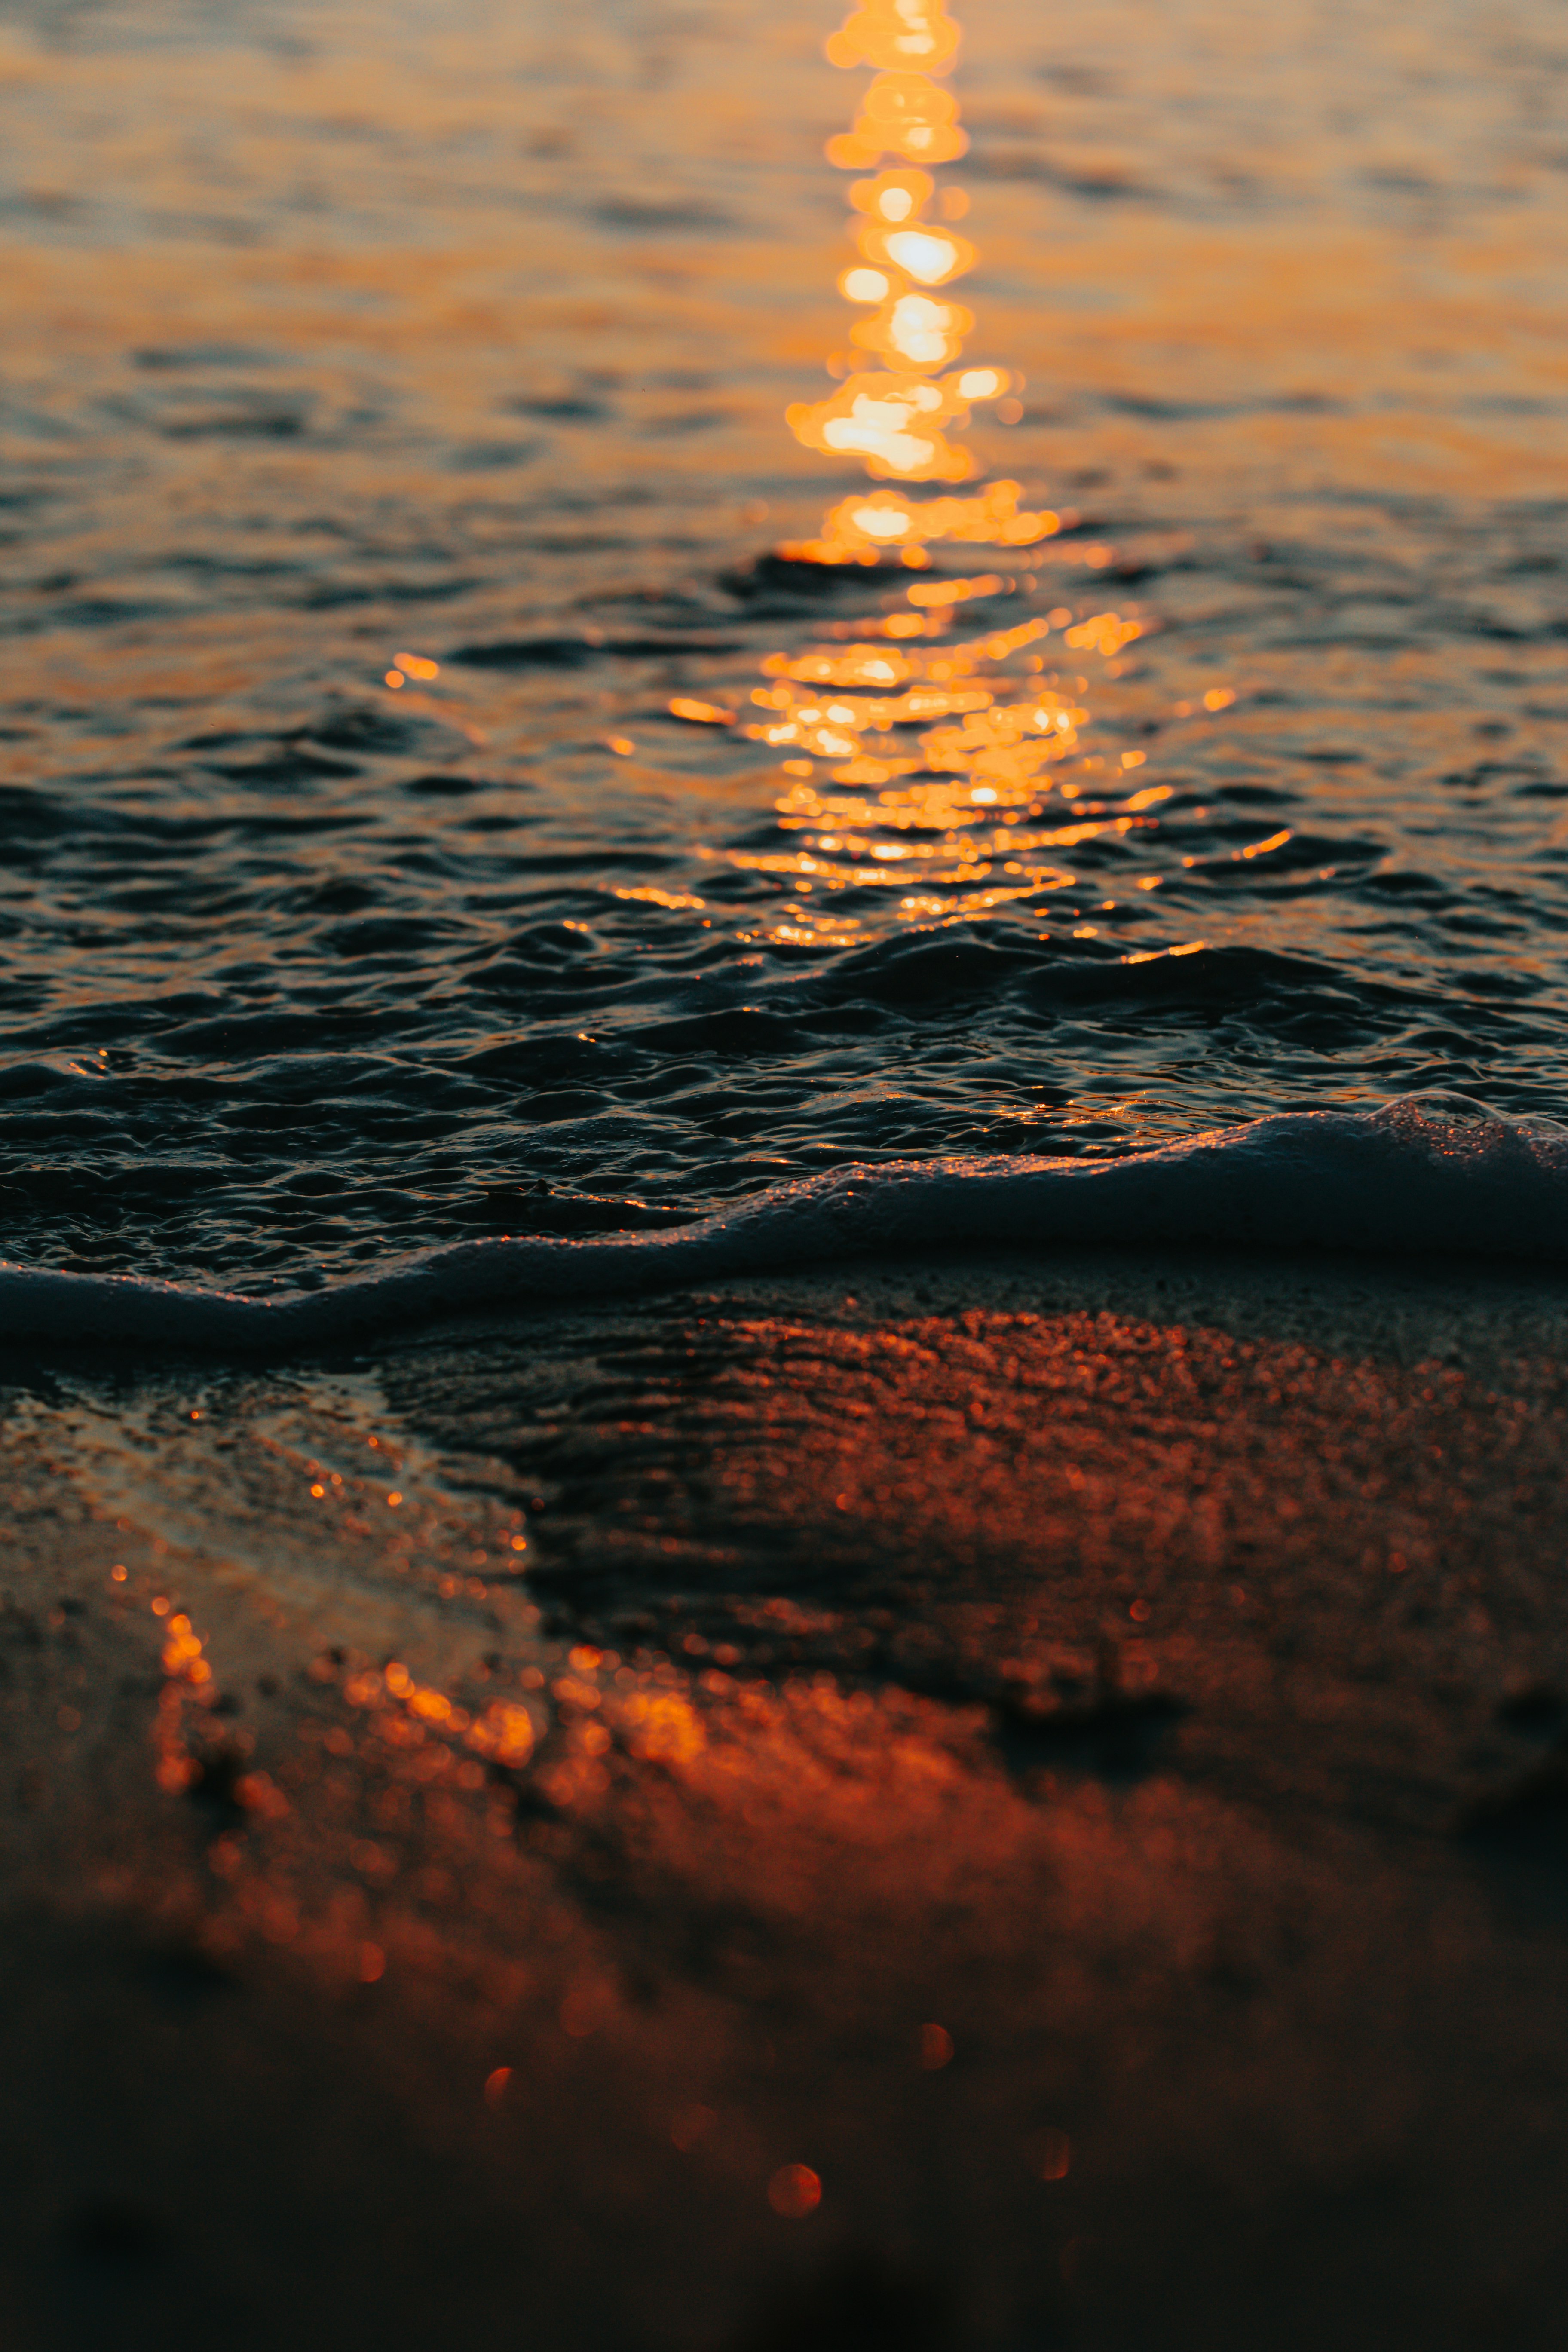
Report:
8,1097,1567,1352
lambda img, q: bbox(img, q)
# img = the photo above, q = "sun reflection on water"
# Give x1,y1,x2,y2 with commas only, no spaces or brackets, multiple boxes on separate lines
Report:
788,5,1011,508
377,1,1229,967
656,0,1178,956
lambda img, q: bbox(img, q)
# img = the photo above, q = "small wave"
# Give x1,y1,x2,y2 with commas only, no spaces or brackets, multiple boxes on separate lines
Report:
6,1096,1568,1353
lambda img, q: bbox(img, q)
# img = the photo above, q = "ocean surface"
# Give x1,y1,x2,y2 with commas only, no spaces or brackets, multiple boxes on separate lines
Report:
3,0,1568,1303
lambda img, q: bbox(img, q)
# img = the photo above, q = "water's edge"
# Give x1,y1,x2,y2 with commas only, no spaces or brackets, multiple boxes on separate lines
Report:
6,1099,1562,1351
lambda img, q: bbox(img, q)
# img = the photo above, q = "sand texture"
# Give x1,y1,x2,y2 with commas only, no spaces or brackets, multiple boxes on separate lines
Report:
2,1248,1568,2348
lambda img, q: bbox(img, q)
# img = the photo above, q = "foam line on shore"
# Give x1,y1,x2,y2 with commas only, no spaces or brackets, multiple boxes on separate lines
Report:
7,1096,1568,1351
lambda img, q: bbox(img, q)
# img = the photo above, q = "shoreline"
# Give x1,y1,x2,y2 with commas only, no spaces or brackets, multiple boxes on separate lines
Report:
7,1094,1568,1352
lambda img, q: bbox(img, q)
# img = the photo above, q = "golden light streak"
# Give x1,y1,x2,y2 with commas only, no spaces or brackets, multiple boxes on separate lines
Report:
593,5,1218,957
777,481,1056,565
787,3,1012,497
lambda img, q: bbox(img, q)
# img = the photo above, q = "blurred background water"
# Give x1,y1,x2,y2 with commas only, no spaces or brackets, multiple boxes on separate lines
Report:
1,0,1567,1291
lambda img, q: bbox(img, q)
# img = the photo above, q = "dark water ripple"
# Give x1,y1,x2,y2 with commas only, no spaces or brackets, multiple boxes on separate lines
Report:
1,0,1567,1286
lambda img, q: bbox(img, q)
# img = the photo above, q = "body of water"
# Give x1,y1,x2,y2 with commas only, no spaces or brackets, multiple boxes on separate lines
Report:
3,0,1567,1302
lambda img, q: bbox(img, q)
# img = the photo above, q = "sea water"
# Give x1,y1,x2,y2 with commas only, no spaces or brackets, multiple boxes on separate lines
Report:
2,0,1568,1326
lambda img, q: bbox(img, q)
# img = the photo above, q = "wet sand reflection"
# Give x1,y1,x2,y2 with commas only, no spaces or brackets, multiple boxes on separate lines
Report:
16,1250,1568,2340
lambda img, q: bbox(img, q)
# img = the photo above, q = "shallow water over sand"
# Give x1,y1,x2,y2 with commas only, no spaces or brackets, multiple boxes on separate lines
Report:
2,0,1568,1288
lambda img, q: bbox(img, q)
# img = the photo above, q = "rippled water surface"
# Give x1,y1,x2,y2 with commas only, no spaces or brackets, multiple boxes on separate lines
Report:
2,0,1567,1288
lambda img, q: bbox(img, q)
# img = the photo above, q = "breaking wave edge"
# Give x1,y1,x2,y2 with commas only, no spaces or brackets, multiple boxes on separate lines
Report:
9,1095,1568,1352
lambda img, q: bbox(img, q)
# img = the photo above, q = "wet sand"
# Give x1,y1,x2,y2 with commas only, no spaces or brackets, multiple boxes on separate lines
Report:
4,1248,1568,2348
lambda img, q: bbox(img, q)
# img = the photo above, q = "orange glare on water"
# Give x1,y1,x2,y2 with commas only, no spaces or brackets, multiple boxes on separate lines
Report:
606,2,1216,957
789,3,1001,496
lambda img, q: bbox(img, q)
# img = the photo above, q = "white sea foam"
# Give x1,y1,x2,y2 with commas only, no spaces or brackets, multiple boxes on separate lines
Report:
7,1097,1568,1351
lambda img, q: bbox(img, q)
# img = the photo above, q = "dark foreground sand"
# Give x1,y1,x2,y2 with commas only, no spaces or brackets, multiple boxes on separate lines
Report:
4,1246,1568,2349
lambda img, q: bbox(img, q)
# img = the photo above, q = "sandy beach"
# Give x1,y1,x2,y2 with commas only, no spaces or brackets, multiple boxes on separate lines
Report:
4,0,1568,2337
3,1247,1567,2347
